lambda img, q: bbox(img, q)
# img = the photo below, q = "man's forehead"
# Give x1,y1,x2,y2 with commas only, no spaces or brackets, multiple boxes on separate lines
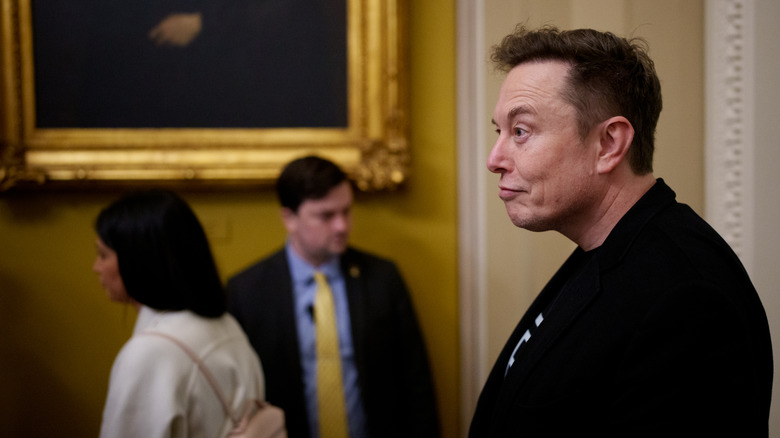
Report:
494,61,573,119
503,60,570,93
299,185,353,213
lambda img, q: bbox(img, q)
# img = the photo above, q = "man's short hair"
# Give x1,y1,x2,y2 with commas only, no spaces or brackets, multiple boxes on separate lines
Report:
276,155,349,212
491,25,662,174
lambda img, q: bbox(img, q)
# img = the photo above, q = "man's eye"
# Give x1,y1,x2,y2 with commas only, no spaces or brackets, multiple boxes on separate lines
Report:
514,127,526,136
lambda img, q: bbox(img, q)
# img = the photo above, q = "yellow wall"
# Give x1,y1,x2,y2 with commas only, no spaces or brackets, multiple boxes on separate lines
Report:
0,1,459,436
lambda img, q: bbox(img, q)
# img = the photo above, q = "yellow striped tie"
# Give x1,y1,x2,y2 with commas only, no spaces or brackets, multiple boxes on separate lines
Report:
313,271,349,438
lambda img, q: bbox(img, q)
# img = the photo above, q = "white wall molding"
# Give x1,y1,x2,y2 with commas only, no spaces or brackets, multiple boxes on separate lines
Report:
456,0,487,435
705,0,755,274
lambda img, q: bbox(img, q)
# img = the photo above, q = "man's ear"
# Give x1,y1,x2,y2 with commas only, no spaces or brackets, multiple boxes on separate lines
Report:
596,116,634,174
280,207,296,232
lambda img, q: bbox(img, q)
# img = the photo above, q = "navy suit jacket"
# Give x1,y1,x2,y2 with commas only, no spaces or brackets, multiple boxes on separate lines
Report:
470,179,773,437
227,247,440,438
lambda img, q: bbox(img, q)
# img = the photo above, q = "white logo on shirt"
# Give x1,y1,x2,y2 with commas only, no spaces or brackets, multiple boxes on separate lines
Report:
505,312,544,375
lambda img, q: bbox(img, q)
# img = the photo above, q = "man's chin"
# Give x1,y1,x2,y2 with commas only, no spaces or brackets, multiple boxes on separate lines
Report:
508,211,549,232
328,241,349,256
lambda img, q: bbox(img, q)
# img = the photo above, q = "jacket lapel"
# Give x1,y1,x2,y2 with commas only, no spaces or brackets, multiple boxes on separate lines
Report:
340,249,367,377
490,252,602,423
265,251,301,351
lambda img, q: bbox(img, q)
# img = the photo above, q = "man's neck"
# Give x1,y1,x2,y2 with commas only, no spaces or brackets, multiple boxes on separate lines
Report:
571,174,656,251
287,240,335,268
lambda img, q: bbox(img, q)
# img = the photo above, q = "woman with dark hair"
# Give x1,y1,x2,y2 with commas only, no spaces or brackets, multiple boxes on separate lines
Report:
93,189,265,438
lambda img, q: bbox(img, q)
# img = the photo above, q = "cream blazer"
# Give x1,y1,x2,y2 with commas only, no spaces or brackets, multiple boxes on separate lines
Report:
99,306,265,438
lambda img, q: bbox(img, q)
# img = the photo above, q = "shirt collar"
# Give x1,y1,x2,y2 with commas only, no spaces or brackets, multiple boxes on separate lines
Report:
285,241,341,285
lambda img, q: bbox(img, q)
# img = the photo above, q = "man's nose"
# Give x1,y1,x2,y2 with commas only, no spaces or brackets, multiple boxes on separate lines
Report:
487,137,509,174
333,213,351,231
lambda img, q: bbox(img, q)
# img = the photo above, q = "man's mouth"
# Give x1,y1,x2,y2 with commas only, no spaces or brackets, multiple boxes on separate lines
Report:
498,185,522,200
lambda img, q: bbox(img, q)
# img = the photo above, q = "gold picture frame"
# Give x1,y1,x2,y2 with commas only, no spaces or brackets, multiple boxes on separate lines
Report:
0,0,408,191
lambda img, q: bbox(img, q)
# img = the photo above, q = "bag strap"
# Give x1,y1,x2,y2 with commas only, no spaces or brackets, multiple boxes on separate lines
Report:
142,331,240,425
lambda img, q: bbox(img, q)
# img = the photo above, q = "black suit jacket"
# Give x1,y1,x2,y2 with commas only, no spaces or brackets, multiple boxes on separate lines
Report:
470,179,773,437
228,247,440,438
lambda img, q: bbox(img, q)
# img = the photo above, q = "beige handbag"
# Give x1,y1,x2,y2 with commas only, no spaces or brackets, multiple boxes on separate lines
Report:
144,331,286,438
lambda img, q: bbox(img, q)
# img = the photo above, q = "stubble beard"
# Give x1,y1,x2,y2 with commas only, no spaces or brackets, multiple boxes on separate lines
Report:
505,193,591,236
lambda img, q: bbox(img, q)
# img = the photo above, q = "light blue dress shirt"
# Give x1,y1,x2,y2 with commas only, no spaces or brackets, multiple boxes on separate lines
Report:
286,243,368,438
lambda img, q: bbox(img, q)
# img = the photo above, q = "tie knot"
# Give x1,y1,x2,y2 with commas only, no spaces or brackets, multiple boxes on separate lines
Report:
313,271,328,286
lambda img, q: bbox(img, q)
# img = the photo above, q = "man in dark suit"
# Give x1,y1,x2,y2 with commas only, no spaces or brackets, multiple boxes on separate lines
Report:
228,156,439,438
470,26,773,436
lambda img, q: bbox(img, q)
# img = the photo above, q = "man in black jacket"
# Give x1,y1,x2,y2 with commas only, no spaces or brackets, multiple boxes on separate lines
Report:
228,156,439,438
470,25,773,436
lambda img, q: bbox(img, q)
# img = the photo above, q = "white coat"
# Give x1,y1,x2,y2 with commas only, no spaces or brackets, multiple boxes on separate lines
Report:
99,306,265,438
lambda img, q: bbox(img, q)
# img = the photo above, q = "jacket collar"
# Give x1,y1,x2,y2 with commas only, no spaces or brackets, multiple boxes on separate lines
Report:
597,178,676,271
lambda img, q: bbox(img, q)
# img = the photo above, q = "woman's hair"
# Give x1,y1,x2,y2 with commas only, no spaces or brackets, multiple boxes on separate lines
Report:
491,25,662,174
95,189,226,317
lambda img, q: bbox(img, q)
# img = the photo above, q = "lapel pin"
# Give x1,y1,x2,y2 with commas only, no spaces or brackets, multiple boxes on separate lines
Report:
349,265,360,278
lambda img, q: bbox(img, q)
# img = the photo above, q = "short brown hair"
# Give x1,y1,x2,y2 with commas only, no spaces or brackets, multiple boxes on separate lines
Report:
491,25,662,174
276,155,349,212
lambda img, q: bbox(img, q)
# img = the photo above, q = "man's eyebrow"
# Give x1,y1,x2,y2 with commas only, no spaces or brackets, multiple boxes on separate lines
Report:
508,105,534,119
492,105,535,126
